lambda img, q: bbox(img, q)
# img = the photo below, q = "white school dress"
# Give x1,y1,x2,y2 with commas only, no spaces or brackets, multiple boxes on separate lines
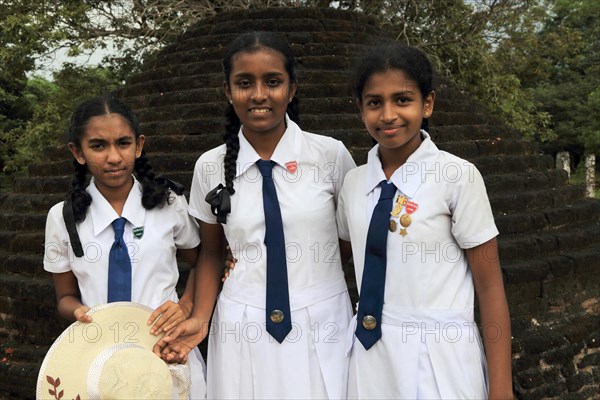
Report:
337,131,498,399
189,116,356,399
44,177,207,399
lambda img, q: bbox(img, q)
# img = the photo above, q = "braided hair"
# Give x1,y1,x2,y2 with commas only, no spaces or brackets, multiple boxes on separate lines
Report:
67,95,171,222
206,31,300,224
352,43,435,131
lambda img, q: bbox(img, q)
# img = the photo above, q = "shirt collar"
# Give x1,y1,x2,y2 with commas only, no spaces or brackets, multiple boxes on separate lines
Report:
220,114,301,177
88,176,146,235
365,130,440,198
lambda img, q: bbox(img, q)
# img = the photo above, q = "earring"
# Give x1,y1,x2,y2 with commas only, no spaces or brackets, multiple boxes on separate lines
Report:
424,112,430,118
228,99,233,104
288,98,293,103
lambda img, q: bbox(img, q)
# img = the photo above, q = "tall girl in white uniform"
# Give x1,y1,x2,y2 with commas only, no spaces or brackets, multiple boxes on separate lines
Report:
43,96,206,398
337,44,513,399
157,31,356,399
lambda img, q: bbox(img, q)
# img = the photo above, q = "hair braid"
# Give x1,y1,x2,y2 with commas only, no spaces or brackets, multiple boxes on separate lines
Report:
69,160,92,222
223,104,241,196
135,149,171,209
287,96,300,124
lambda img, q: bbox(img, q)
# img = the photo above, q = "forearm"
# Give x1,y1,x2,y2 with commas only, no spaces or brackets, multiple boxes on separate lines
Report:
190,243,222,324
478,285,513,399
179,267,196,313
56,295,85,322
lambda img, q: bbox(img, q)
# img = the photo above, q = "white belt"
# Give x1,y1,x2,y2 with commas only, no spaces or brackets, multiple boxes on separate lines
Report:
221,276,348,311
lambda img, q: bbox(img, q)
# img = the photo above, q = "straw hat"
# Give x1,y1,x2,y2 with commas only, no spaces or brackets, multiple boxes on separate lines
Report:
37,302,190,400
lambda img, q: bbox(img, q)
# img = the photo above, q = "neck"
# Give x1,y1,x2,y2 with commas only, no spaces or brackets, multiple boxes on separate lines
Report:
378,135,423,180
243,128,286,160
95,177,134,216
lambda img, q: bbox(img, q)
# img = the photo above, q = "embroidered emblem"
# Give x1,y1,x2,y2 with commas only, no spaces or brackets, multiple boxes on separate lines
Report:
132,227,144,239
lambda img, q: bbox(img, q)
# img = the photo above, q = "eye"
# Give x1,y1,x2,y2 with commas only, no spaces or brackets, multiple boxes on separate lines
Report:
236,80,252,88
395,96,412,105
118,139,133,148
266,78,281,87
365,99,381,108
89,142,105,150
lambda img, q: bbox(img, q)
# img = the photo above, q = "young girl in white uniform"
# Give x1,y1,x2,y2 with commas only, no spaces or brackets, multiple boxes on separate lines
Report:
337,44,513,399
43,96,206,399
157,32,356,399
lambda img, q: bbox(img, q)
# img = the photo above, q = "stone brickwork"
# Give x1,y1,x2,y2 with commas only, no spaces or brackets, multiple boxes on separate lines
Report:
0,8,598,399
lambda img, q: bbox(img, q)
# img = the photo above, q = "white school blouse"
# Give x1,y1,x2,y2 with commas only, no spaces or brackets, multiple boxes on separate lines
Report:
43,177,206,399
337,131,498,399
189,117,356,399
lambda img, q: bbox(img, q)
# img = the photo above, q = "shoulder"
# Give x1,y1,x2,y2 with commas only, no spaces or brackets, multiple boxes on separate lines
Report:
341,164,367,191
437,150,482,183
298,129,351,159
194,144,226,168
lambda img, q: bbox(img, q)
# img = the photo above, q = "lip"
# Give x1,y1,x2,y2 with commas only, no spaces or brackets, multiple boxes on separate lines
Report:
105,168,127,177
379,125,405,135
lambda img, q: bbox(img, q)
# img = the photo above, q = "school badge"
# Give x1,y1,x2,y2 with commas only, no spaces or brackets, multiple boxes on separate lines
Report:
132,227,144,239
285,161,298,174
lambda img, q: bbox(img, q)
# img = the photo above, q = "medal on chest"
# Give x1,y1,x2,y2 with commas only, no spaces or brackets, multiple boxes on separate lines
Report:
389,195,418,237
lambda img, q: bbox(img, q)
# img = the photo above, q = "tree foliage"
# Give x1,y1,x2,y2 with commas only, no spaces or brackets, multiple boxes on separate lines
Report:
0,0,597,174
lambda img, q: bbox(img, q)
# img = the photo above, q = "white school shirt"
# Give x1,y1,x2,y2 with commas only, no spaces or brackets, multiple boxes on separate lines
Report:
44,177,200,309
189,117,356,399
337,130,498,399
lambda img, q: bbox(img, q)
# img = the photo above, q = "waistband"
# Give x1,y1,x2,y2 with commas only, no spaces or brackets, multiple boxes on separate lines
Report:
221,276,348,311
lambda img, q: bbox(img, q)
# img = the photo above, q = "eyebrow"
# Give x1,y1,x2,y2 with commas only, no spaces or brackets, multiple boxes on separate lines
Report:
233,71,285,79
363,89,416,98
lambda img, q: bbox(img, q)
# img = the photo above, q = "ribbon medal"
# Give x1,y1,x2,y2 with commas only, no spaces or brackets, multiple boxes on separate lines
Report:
399,200,418,237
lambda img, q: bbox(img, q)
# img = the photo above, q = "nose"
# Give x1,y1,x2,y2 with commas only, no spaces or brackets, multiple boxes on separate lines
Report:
381,102,397,123
251,82,268,102
106,144,123,164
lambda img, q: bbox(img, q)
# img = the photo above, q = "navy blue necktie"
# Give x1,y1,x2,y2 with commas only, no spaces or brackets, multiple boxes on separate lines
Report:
107,217,132,302
257,160,292,343
356,181,396,350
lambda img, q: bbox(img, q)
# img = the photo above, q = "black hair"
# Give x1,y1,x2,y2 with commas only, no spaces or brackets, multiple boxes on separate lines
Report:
352,43,435,131
67,95,171,222
206,31,300,224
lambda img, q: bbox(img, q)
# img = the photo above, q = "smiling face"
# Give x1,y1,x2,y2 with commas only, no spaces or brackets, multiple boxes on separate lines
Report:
68,113,144,198
358,68,434,165
224,48,297,141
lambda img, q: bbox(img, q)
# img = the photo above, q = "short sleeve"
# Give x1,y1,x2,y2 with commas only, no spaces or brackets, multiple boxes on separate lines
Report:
336,182,351,241
43,202,73,273
332,140,357,201
450,163,499,248
172,193,200,249
188,151,223,224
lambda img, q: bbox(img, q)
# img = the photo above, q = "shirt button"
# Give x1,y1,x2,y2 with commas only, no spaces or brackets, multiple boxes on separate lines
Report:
362,315,377,330
270,309,285,324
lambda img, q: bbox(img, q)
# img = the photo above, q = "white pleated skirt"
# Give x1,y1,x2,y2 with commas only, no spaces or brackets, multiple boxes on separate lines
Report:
346,306,488,399
207,278,352,399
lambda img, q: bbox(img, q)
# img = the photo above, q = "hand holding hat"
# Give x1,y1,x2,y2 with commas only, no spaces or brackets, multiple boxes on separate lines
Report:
37,302,191,400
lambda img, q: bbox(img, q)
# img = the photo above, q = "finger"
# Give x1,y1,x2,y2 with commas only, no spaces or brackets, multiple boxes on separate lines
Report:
161,316,185,334
148,305,166,326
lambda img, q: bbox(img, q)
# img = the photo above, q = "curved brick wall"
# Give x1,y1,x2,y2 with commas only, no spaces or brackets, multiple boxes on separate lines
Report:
0,8,598,399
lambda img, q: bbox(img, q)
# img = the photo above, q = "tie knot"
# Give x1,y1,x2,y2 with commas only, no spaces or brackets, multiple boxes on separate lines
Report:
257,159,275,178
379,181,396,201
112,217,126,240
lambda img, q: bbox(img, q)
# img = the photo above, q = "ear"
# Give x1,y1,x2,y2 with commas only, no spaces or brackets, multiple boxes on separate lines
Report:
423,90,436,118
288,80,298,102
223,81,233,104
68,142,86,165
135,135,145,159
